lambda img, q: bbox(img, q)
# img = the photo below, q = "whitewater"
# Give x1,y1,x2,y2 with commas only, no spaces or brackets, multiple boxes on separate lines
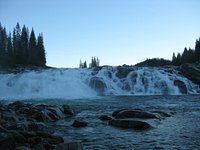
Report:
0,66,199,100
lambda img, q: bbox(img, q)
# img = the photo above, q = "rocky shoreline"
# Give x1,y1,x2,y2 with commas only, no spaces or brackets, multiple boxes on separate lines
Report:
0,101,83,150
0,101,174,150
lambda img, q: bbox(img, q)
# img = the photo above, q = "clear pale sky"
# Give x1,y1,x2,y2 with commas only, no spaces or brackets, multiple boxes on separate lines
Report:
0,0,200,68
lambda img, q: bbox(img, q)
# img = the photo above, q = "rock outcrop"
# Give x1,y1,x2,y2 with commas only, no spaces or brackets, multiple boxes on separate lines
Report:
179,62,200,85
0,101,75,150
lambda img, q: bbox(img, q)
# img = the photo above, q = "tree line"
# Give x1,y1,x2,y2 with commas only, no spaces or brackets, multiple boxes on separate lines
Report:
79,56,100,68
172,37,200,66
0,23,46,67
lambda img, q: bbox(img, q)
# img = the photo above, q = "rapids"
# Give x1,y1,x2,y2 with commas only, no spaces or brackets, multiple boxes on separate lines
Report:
0,66,199,100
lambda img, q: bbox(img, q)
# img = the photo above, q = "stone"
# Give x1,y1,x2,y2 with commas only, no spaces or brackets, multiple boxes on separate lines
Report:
98,115,112,121
89,77,107,95
114,110,157,119
46,135,64,144
15,146,31,150
109,119,151,130
55,142,83,150
174,80,187,94
62,104,74,118
116,66,133,79
72,120,88,127
0,132,17,149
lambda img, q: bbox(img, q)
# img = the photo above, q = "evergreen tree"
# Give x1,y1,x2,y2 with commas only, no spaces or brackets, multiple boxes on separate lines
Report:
28,28,37,66
6,32,14,66
21,25,29,65
172,52,177,65
194,38,200,61
36,33,46,66
176,53,181,66
14,23,22,64
83,61,87,68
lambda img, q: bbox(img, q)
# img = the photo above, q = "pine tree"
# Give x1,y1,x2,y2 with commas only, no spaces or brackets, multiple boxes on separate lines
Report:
14,23,22,65
36,33,46,66
28,28,37,66
6,32,14,66
194,38,200,61
21,25,29,65
172,52,177,65
83,61,87,68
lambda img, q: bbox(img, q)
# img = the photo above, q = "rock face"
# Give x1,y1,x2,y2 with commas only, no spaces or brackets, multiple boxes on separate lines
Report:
174,80,187,94
0,101,74,150
89,77,107,95
179,62,200,85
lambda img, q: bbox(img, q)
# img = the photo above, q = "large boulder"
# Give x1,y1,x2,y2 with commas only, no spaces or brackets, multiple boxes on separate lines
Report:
113,110,157,119
174,80,187,94
116,65,133,79
179,63,200,85
89,77,107,95
109,119,151,131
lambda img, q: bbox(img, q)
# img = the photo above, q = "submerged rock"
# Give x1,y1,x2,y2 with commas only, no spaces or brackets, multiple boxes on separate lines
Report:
109,119,151,130
98,115,112,121
72,120,88,127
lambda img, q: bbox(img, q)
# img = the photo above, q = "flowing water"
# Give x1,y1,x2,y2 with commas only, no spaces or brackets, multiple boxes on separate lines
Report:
16,95,200,150
0,68,200,149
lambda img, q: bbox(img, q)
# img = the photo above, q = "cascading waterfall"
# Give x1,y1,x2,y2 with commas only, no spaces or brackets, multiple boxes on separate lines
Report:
0,66,199,100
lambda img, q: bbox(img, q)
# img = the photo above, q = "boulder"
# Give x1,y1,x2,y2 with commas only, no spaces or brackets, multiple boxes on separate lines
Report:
109,119,151,130
114,110,157,119
174,80,187,94
89,77,107,95
116,66,133,79
72,120,88,127
98,115,112,121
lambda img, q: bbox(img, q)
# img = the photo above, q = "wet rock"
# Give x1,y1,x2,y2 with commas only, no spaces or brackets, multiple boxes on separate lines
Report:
116,66,133,79
28,136,42,145
62,104,74,118
55,142,83,150
32,143,45,150
151,111,171,118
98,115,112,121
89,77,107,95
114,110,157,119
174,80,187,94
15,146,31,150
0,132,17,149
72,120,88,127
109,119,151,130
46,135,64,144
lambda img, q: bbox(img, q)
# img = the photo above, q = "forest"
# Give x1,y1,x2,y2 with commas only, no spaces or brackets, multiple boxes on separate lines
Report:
0,23,46,67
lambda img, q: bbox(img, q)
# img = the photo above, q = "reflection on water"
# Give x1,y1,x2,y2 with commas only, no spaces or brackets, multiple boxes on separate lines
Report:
26,95,200,150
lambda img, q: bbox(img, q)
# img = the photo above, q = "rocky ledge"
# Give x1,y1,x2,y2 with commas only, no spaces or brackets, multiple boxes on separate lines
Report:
0,101,83,150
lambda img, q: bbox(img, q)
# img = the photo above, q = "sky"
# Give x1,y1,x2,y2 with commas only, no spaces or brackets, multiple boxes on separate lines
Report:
0,0,200,68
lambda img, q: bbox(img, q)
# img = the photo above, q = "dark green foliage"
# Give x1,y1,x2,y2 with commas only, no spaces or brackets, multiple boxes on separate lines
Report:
0,22,46,68
90,56,100,68
79,60,87,68
36,34,46,66
135,58,172,67
172,37,200,66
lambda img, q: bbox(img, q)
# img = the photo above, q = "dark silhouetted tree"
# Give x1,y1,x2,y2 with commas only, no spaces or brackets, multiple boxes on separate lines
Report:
36,33,46,66
28,28,37,66
21,25,29,65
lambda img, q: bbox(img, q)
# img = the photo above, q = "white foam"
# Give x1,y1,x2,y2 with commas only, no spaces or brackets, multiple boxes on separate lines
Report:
0,67,199,100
